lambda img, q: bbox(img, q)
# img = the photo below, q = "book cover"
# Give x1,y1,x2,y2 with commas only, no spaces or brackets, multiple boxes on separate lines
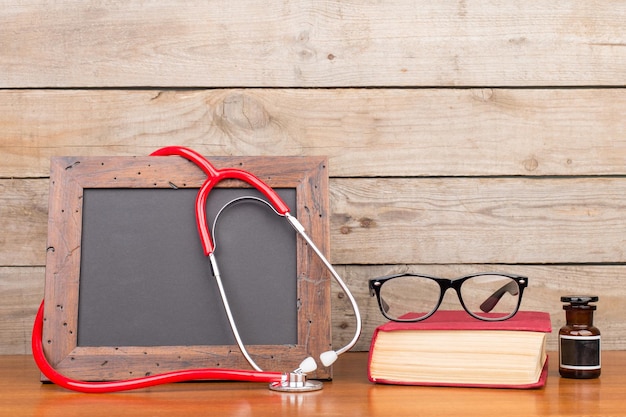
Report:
376,310,552,332
368,310,551,389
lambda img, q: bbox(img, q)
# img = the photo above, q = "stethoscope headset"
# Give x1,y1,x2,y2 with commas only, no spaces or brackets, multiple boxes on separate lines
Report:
32,146,362,393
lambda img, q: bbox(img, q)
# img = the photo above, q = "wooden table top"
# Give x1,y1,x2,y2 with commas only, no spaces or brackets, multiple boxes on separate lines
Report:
1,351,624,417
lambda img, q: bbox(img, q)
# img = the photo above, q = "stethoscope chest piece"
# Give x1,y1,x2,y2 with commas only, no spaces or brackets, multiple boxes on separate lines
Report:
269,372,323,392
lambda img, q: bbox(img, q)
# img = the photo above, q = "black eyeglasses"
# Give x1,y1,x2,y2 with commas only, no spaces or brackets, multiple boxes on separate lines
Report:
369,272,528,322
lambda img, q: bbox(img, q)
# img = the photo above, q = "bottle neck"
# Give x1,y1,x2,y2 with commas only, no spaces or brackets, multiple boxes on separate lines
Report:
565,308,594,326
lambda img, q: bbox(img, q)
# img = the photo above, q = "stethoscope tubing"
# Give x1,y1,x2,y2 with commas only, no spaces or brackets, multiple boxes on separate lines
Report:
151,146,289,255
153,147,360,371
32,147,362,392
209,196,362,369
31,302,282,393
284,212,362,356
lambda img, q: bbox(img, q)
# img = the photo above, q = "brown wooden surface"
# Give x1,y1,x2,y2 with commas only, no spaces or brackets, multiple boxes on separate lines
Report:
0,352,624,417
1,89,625,179
1,2,624,87
4,264,626,355
1,1,625,357
6,175,626,266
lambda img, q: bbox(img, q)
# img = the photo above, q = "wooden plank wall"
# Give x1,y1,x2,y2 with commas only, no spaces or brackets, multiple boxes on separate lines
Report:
1,1,625,355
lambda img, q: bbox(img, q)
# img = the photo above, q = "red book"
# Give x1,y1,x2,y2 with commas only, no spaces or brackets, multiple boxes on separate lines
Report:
368,310,551,389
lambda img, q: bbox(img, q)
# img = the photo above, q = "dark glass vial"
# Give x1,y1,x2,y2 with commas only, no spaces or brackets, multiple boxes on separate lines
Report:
559,296,601,379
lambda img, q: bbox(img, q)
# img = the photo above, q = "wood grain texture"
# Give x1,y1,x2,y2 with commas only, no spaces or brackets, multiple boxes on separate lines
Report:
0,89,625,178
2,353,626,416
330,177,626,264
3,176,626,267
1,1,625,356
0,268,43,354
1,1,624,87
5,263,625,355
0,179,48,266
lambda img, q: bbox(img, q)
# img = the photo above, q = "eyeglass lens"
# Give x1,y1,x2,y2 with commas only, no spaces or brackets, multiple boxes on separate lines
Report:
377,274,521,321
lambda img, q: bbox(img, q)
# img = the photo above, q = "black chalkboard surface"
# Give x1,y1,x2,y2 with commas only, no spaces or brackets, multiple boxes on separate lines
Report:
78,187,297,347
42,155,331,381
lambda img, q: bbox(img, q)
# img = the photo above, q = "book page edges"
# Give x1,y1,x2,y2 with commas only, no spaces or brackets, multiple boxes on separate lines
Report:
368,359,549,389
368,328,548,387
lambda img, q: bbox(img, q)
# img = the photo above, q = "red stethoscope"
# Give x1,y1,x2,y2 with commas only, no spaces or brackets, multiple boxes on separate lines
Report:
32,146,361,393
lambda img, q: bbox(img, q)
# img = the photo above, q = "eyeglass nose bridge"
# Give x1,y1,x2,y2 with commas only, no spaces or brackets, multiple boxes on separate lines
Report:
435,277,507,316
435,278,469,311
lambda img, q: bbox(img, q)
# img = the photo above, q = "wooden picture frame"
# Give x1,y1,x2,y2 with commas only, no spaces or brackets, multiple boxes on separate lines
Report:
42,155,331,381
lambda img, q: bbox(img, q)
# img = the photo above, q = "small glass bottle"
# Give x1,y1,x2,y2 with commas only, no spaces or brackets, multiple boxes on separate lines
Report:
559,296,601,379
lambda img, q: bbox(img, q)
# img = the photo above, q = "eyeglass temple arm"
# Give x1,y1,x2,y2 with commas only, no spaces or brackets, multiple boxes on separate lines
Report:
479,280,519,313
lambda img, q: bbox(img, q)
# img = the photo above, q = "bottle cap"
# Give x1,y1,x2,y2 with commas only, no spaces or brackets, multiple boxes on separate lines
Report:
561,296,599,304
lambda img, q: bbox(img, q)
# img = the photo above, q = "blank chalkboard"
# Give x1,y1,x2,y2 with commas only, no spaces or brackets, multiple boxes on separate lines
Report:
42,155,331,381
78,187,297,347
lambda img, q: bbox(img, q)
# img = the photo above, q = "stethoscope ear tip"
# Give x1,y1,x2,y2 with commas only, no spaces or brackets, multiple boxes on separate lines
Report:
296,351,339,374
297,356,318,374
319,351,339,367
